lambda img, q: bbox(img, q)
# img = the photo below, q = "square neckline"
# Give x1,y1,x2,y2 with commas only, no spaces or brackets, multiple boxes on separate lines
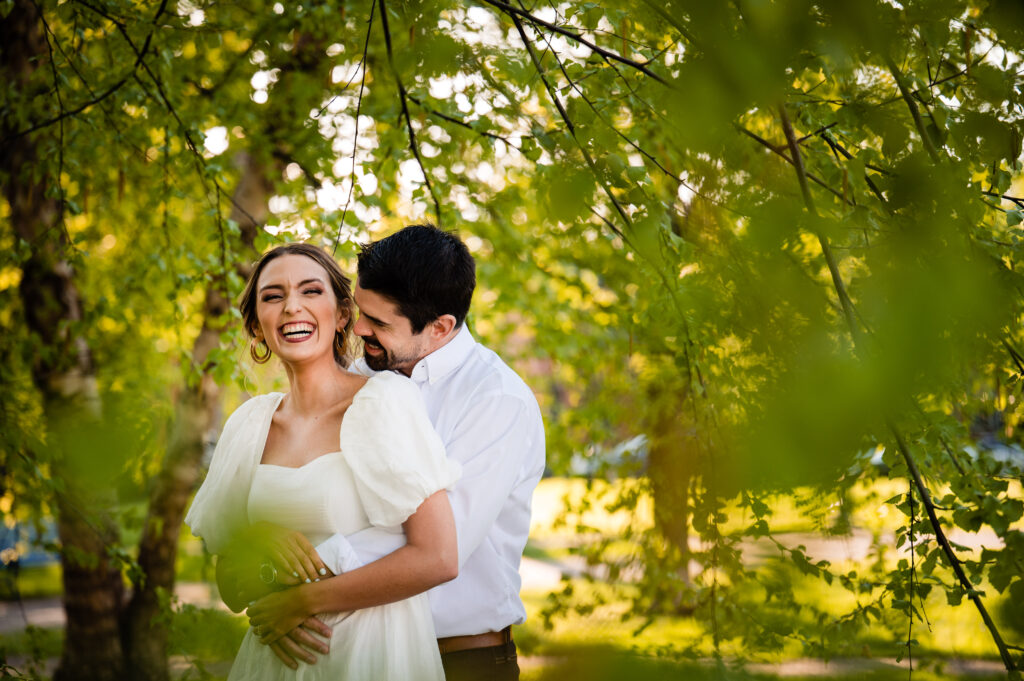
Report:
256,375,371,469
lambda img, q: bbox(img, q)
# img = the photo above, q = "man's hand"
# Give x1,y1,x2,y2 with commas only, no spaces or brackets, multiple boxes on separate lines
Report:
265,617,332,670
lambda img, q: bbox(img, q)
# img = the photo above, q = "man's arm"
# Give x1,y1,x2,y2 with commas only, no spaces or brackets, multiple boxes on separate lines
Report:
246,489,457,642
315,392,539,581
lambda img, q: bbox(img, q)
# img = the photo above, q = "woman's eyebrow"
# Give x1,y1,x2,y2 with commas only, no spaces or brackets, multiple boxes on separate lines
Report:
259,277,325,292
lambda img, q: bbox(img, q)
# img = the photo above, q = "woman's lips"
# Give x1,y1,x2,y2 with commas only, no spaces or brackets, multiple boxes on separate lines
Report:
280,321,315,342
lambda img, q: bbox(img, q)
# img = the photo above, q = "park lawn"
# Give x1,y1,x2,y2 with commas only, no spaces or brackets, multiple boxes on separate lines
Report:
516,575,1012,680
1,476,1017,679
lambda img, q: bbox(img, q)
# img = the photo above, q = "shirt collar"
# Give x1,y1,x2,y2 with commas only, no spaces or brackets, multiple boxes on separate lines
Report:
408,325,475,385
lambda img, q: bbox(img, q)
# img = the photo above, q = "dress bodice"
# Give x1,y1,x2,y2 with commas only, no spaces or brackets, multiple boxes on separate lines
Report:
247,451,370,546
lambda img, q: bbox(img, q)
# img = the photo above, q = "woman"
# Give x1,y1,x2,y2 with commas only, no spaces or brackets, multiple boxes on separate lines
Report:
185,243,460,680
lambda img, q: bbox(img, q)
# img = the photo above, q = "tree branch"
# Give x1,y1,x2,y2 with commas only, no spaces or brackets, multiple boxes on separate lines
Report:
512,12,630,238
478,0,669,85
526,13,677,182
406,94,525,146
737,125,853,206
778,104,860,339
889,426,1018,673
780,100,1018,675
334,0,376,255
819,132,891,211
884,55,941,163
983,191,1024,209
378,0,442,226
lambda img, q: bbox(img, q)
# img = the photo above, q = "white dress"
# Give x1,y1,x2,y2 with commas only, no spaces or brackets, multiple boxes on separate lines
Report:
185,372,460,681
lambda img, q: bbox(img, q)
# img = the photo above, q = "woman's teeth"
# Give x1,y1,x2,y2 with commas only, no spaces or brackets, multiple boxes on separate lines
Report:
281,322,314,338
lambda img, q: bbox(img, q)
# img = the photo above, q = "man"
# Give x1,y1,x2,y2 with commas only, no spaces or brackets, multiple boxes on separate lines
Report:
275,224,545,679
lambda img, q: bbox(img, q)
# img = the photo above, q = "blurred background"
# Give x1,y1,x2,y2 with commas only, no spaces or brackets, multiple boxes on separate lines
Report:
1,0,1023,679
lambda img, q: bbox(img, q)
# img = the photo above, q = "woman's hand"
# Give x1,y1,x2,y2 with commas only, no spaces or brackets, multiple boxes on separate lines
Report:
246,586,316,645
249,521,330,585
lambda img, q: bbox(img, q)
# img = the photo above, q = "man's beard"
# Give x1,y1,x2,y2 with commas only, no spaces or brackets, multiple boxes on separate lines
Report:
361,335,415,372
363,342,391,371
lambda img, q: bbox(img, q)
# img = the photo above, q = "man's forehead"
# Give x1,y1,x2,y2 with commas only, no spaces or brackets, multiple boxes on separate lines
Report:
354,282,405,320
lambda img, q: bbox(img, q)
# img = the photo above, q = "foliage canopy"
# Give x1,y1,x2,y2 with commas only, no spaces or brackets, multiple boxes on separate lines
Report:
2,0,1024,676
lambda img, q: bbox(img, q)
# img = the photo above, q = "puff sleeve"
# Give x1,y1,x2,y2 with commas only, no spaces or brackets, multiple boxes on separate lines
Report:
340,372,460,529
185,393,284,554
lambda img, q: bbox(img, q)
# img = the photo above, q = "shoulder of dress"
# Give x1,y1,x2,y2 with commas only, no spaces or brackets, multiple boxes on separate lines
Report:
222,392,284,433
360,371,418,402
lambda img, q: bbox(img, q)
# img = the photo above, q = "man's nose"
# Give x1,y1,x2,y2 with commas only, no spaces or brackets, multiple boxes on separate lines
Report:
352,314,369,336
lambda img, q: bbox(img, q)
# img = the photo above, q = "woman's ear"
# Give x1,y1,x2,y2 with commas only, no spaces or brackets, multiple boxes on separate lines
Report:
337,306,351,331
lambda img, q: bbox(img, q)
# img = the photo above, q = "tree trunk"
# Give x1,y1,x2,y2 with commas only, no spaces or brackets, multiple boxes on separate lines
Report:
646,385,695,612
122,152,270,681
2,3,124,680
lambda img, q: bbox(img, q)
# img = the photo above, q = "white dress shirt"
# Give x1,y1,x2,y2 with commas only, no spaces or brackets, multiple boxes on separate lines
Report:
317,325,546,638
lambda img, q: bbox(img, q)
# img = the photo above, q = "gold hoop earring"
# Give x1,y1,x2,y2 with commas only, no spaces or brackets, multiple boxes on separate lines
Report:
250,338,271,364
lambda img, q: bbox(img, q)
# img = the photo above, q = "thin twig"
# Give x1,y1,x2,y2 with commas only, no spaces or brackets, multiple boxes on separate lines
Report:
819,132,890,210
530,21,677,181
889,427,1018,673
885,55,941,163
478,0,669,85
738,125,853,206
3,0,166,143
334,0,377,255
512,12,629,237
983,191,1024,209
32,0,74,250
407,94,525,146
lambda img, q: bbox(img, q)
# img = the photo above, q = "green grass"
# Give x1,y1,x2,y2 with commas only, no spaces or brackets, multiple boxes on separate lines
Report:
0,564,62,601
518,646,1007,681
3,477,1019,679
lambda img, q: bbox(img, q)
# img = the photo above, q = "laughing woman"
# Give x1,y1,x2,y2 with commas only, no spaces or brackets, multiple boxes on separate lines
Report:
185,243,460,680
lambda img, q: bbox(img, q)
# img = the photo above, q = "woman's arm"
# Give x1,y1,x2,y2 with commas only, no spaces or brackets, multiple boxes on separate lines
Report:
246,489,457,643
215,522,332,612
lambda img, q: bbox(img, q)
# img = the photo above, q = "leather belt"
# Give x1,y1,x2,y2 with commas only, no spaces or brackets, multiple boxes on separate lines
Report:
437,626,512,655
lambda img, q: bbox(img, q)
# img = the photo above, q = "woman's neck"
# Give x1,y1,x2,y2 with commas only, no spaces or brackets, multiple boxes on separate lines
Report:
282,357,347,416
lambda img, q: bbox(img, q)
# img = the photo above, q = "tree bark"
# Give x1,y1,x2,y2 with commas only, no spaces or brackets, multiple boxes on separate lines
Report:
122,153,270,681
646,385,695,610
2,3,123,679
121,26,326,672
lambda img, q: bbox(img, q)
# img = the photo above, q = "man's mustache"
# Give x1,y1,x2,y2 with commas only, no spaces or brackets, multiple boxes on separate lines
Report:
361,335,383,349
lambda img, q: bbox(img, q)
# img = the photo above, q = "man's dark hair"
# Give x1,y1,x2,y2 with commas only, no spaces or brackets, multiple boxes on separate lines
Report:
357,224,476,333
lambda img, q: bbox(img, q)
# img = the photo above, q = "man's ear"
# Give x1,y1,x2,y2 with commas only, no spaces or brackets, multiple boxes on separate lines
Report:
429,314,457,340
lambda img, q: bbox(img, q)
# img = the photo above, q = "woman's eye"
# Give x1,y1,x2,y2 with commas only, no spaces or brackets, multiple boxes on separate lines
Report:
261,294,281,302
303,288,323,295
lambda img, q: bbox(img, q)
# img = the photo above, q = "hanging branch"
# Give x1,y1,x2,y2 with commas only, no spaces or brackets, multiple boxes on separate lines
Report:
778,106,861,336
780,103,1019,674
884,55,942,163
526,19,678,182
738,125,853,206
906,482,916,676
378,0,442,226
333,0,377,255
406,94,525,146
31,0,73,251
479,0,669,85
890,427,1018,673
70,0,260,231
818,132,892,211
3,0,167,143
512,13,630,237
